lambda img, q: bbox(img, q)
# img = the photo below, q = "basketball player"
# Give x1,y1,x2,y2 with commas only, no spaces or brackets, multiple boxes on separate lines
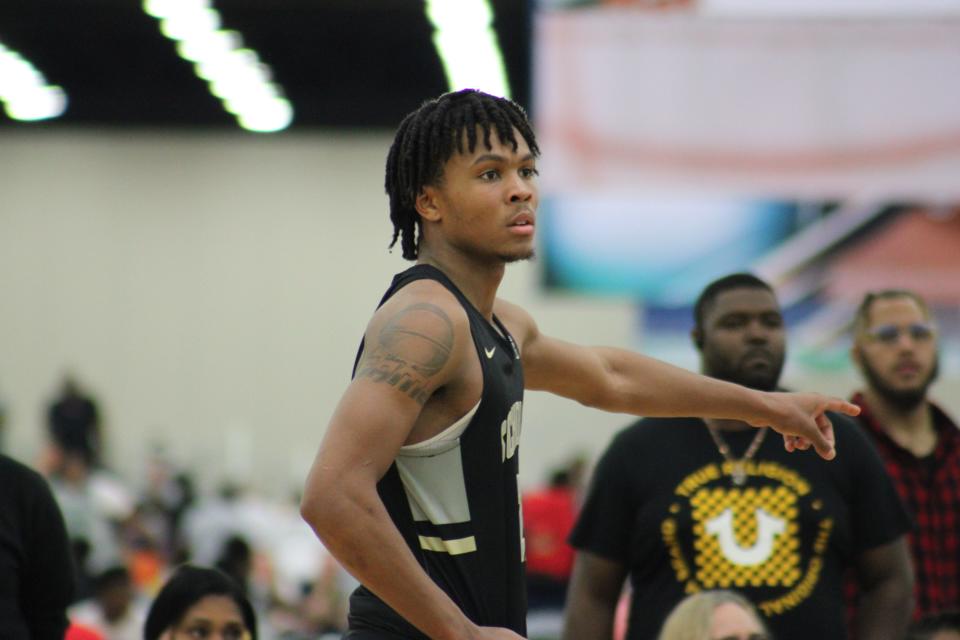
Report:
299,90,860,640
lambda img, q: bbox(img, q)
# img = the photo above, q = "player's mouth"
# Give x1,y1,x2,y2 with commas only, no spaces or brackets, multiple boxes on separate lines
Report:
508,210,536,236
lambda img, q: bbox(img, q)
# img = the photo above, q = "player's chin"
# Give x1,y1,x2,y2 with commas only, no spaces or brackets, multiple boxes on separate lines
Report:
500,247,536,263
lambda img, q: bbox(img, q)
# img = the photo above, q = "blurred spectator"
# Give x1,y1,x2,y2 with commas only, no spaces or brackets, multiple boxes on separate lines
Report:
46,445,136,590
907,611,960,640
68,566,148,640
65,623,106,640
137,447,195,563
657,590,770,640
269,557,351,639
848,290,960,620
522,461,583,610
182,482,247,567
144,565,257,640
0,452,76,638
47,374,102,467
564,274,913,640
216,535,254,595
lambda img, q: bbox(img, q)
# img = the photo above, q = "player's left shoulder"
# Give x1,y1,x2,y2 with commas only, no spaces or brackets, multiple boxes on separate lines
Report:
493,297,537,347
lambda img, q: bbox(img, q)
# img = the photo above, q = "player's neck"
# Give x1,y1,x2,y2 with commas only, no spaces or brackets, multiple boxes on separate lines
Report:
863,388,937,456
417,248,504,319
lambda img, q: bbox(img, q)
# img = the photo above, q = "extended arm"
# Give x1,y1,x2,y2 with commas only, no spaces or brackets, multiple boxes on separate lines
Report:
301,287,521,640
853,537,914,640
496,300,858,459
562,552,628,640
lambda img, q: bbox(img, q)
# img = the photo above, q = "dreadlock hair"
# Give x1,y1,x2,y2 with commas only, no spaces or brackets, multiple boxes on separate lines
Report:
384,89,539,260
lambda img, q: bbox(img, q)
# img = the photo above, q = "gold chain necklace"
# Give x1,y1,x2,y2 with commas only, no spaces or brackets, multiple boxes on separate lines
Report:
706,425,768,486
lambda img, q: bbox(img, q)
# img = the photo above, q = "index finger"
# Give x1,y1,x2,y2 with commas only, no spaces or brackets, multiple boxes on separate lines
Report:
825,398,860,417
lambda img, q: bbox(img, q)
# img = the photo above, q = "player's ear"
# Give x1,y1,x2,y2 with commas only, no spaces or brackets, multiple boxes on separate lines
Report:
415,185,443,222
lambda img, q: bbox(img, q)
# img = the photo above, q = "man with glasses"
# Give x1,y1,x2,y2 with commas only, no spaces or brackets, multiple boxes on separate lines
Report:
849,289,960,620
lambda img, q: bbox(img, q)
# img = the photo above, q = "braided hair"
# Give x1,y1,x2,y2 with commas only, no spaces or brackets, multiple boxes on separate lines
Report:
384,89,539,260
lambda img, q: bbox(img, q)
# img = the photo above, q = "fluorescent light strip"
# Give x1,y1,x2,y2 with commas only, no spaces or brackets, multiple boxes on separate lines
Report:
143,0,292,132
0,41,67,121
425,0,511,98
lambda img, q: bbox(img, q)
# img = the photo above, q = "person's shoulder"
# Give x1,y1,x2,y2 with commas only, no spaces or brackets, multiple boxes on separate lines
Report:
0,453,43,481
613,416,703,447
828,411,871,447
827,411,888,469
0,454,51,496
930,400,960,432
492,297,531,323
371,278,470,332
493,297,536,343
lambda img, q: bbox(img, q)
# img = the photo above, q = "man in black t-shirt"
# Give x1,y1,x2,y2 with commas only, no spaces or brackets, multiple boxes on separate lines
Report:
564,274,914,640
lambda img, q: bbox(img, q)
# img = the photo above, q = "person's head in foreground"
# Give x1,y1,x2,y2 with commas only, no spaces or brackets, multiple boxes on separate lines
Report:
658,590,771,640
907,610,960,640
143,565,256,640
384,88,540,264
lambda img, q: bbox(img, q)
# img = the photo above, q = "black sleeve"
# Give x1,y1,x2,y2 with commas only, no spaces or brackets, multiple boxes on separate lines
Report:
836,414,913,552
569,427,639,564
21,469,75,639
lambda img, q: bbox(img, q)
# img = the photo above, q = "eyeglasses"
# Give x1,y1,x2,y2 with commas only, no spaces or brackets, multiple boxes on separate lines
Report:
865,322,936,345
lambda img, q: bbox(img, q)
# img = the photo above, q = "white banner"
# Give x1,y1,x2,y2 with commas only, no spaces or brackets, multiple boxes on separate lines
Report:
534,10,960,197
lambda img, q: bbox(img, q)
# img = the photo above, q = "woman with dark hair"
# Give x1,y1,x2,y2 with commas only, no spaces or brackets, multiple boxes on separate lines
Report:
144,565,256,640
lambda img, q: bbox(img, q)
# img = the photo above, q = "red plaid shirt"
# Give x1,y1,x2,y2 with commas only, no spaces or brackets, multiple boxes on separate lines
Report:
850,392,960,619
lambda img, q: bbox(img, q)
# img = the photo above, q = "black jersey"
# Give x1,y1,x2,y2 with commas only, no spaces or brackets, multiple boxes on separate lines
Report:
345,264,527,639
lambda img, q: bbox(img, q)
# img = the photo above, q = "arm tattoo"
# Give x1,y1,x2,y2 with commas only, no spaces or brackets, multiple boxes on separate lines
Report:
356,302,455,405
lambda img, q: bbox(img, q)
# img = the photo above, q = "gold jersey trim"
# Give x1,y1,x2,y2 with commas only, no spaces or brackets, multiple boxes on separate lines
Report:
418,535,478,555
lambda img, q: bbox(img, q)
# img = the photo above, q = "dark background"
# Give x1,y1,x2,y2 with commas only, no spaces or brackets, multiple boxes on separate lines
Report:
0,0,531,129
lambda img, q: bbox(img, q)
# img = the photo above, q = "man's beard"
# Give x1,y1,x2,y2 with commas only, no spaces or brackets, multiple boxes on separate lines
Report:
705,350,784,392
860,351,940,412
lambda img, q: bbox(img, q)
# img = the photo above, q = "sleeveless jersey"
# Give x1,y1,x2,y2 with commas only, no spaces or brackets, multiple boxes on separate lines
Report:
346,264,527,638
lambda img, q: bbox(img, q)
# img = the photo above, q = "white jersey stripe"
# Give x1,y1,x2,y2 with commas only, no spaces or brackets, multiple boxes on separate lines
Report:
418,535,478,555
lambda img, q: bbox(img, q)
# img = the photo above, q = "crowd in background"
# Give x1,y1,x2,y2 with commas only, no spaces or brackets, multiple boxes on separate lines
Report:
2,284,959,640
18,375,357,640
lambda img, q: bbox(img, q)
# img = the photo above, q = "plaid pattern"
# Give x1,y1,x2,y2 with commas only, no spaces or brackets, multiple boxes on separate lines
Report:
848,392,960,619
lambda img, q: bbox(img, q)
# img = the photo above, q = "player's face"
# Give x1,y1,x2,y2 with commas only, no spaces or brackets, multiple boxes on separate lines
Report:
699,287,785,392
853,296,938,411
423,127,538,263
710,602,768,640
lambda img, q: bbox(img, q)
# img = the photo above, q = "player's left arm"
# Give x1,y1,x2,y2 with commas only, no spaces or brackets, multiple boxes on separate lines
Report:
495,299,858,459
852,536,914,640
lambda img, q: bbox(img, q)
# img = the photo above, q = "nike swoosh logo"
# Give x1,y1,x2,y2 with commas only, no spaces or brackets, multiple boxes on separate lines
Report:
485,347,496,359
